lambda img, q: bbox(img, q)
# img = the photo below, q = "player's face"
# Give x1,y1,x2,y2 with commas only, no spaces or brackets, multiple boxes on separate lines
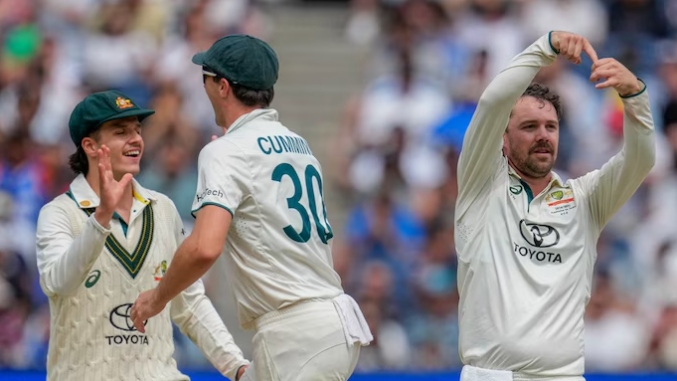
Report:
96,116,144,179
202,68,227,127
504,96,559,178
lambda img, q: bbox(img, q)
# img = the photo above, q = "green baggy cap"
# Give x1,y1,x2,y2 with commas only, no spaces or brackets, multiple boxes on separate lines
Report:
192,34,279,90
69,90,155,147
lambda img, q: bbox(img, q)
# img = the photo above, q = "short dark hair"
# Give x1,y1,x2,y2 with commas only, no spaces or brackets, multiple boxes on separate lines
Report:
521,83,562,120
231,82,274,108
68,129,101,175
209,76,274,108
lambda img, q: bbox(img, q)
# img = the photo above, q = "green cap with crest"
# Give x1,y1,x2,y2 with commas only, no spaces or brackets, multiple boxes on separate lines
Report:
192,34,279,90
68,90,155,147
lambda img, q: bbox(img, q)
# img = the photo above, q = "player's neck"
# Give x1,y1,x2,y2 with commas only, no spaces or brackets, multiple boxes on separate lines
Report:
509,162,552,196
222,104,263,132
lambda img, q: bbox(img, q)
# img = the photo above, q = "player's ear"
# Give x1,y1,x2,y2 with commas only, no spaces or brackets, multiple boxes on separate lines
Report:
81,137,99,158
219,78,231,98
502,133,509,155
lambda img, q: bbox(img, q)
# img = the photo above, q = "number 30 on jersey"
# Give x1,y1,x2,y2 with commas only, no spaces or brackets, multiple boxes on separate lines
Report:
272,163,333,244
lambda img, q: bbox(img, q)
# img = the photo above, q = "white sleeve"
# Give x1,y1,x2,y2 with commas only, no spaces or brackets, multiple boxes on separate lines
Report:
170,281,249,380
36,203,111,297
573,87,655,231
456,33,558,220
192,140,249,218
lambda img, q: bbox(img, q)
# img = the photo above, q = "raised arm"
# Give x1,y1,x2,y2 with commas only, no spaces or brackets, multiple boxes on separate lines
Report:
36,205,110,296
456,32,597,216
36,145,131,296
576,60,655,231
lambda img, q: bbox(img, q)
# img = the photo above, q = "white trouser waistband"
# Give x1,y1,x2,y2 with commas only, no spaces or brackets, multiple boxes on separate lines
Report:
461,365,585,381
253,294,373,347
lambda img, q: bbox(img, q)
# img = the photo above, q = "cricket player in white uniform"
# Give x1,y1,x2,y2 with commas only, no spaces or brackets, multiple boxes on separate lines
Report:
131,35,373,381
36,90,249,381
455,31,655,380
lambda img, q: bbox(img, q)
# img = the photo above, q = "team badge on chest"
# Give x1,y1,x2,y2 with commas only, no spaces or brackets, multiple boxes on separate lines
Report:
154,260,167,281
545,189,576,216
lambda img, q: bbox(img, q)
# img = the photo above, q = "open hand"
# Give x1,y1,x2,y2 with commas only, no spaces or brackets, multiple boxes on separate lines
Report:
96,145,133,228
550,31,598,65
589,58,643,96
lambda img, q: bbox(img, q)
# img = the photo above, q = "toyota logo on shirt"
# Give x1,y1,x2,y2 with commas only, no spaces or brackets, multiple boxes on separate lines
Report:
109,303,146,332
519,220,560,248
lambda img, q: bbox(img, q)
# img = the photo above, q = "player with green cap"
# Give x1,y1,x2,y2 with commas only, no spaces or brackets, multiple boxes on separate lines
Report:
35,90,249,381
132,34,373,381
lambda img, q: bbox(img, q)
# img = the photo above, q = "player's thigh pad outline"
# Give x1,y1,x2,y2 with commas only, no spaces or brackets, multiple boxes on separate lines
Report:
248,301,357,381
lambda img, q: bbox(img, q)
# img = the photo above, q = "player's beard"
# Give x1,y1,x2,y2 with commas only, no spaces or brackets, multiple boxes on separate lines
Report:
511,141,556,178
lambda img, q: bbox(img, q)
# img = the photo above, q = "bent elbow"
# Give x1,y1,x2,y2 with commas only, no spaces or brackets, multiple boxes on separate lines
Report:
641,140,656,175
194,244,222,263
41,271,77,297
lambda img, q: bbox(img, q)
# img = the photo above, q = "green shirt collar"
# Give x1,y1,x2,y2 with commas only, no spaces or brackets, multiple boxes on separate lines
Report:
68,173,156,209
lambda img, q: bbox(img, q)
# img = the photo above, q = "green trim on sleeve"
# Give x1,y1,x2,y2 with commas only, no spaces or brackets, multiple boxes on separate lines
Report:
619,79,647,99
548,31,559,55
191,202,234,219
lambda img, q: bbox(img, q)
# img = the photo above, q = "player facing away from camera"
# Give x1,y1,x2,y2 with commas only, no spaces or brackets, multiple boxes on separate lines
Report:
131,35,373,381
35,91,249,381
454,31,655,381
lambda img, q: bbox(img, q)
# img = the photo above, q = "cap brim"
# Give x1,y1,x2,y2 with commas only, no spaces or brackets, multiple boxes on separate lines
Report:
100,109,156,126
191,52,206,66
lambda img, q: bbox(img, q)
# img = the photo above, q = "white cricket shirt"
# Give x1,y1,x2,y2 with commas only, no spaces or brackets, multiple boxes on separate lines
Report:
192,109,344,330
455,34,655,378
36,175,248,381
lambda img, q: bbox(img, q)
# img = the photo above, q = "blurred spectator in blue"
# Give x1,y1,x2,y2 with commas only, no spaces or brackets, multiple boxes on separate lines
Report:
0,131,48,259
604,0,674,88
407,223,460,369
0,229,32,368
351,260,403,325
344,193,427,269
356,297,412,370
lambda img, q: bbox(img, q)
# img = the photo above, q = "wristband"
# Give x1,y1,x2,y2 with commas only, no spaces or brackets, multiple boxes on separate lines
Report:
619,78,647,99
548,31,559,55
235,364,247,381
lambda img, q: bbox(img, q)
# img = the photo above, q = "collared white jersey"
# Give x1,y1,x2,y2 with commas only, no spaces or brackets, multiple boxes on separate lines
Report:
454,34,655,378
192,109,343,329
36,175,247,381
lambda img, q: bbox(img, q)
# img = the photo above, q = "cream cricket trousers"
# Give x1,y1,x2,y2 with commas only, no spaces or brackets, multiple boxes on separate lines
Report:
239,298,364,381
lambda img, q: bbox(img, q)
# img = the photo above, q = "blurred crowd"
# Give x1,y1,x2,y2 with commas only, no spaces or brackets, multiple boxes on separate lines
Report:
335,0,677,373
1,0,677,375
